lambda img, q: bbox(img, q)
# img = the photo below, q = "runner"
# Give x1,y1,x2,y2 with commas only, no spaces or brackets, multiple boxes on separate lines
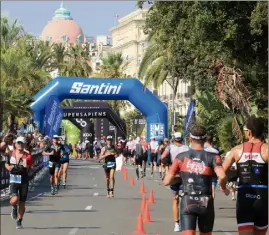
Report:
59,138,71,188
100,135,118,198
42,135,64,195
93,138,101,160
126,136,135,165
134,137,146,180
4,136,33,229
149,137,158,177
204,135,219,199
164,125,229,234
161,132,189,232
157,139,168,179
223,116,268,234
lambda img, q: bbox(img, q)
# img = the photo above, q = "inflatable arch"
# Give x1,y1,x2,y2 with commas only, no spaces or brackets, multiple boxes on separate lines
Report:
31,77,168,141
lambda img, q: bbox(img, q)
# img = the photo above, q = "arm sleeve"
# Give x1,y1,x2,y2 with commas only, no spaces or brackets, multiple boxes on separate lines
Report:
169,158,182,176
212,155,223,168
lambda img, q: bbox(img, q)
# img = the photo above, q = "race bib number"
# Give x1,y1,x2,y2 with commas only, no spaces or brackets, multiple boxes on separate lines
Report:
10,174,21,184
106,162,115,168
48,161,53,168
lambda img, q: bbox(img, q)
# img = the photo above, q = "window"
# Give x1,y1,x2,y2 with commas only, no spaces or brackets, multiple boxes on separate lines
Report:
62,35,68,42
46,36,52,41
77,35,82,44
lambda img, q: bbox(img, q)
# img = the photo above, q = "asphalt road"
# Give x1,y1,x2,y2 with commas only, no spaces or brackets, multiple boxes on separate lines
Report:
1,159,238,235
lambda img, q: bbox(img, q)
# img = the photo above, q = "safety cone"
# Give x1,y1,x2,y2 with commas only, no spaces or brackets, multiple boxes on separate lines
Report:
121,166,126,174
140,194,147,211
143,202,152,223
139,181,146,194
130,176,135,186
148,189,155,204
124,170,128,181
133,213,146,234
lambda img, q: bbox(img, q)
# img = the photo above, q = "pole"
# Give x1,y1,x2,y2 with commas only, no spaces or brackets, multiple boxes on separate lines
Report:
172,88,175,133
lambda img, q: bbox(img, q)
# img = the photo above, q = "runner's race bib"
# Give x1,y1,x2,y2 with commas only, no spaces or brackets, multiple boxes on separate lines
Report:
106,162,115,168
48,161,53,168
10,174,22,184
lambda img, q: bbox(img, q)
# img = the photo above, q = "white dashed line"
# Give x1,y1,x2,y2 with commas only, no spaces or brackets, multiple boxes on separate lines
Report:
93,192,99,196
93,184,97,187
29,193,43,201
68,228,79,234
85,205,93,210
92,178,95,180
223,232,232,235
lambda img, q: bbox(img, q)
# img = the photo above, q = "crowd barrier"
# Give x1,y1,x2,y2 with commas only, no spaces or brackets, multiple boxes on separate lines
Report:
0,149,44,190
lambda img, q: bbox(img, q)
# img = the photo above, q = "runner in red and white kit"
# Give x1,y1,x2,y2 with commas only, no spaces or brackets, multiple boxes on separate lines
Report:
164,125,229,234
149,137,159,177
223,116,268,235
161,132,189,232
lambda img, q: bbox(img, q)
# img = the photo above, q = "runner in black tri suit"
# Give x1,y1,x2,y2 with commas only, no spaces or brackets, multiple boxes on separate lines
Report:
164,124,229,235
223,116,268,235
100,135,118,198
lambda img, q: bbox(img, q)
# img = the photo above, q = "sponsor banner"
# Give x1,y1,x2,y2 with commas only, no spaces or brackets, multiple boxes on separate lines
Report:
70,82,123,95
150,123,165,140
44,96,62,137
63,111,107,118
183,101,196,143
51,108,64,136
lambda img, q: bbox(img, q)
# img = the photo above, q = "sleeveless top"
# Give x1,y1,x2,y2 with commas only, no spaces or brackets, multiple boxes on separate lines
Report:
104,145,116,163
237,142,268,188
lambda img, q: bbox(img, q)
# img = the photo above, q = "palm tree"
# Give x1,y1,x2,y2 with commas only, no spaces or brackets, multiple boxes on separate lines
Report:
94,52,131,113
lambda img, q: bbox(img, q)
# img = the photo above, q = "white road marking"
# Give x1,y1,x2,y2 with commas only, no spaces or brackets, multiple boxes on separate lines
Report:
223,232,232,235
90,173,92,175
30,193,43,200
68,228,79,235
85,205,93,210
92,178,95,180
93,192,99,196
93,184,97,187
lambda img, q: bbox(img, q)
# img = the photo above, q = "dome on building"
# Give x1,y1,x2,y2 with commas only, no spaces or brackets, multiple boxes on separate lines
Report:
41,2,84,45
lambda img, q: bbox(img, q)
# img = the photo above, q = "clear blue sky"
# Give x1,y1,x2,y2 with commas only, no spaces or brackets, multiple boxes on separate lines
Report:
2,1,147,36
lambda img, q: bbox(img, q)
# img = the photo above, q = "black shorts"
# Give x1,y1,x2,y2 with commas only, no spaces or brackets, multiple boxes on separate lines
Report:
49,161,61,175
161,156,171,166
236,187,268,232
150,153,157,162
135,156,143,166
61,159,69,164
103,163,116,177
181,195,214,233
10,182,29,202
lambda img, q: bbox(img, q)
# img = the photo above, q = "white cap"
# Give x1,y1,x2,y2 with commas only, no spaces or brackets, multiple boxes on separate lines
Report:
136,137,140,142
53,135,59,139
150,136,155,140
174,132,182,139
16,136,26,144
107,135,113,140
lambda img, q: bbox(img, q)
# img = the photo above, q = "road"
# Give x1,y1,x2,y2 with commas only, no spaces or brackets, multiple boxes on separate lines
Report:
1,159,238,235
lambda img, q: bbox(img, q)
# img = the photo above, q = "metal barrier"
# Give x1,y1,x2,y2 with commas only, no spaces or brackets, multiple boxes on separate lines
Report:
1,150,44,190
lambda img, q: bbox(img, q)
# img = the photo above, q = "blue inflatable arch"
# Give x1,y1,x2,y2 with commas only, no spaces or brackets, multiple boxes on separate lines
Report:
31,77,168,141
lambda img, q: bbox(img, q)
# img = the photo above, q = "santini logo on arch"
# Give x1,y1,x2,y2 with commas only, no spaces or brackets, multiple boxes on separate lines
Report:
70,82,123,95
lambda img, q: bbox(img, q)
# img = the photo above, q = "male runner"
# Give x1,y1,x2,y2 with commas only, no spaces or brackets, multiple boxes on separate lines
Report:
164,125,229,234
134,137,146,179
100,135,118,198
59,138,71,188
204,135,219,199
223,116,268,235
5,137,33,229
149,137,159,177
161,132,189,232
42,135,64,195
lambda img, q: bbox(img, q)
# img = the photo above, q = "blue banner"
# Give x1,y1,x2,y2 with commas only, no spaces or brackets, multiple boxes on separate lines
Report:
183,101,196,143
31,77,168,142
44,95,62,137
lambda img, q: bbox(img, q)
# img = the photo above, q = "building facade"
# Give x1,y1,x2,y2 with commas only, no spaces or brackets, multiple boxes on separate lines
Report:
110,9,149,77
110,9,191,116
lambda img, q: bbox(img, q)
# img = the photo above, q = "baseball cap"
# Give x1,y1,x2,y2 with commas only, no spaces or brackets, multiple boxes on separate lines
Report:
150,136,155,140
107,135,113,140
174,132,182,139
53,135,59,139
16,136,26,144
164,138,169,142
136,137,141,142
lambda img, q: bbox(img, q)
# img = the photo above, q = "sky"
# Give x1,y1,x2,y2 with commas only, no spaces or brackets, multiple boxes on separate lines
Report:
1,1,147,36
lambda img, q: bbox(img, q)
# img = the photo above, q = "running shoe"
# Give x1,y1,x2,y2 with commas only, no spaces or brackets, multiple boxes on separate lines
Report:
16,220,23,229
174,222,180,232
11,205,18,220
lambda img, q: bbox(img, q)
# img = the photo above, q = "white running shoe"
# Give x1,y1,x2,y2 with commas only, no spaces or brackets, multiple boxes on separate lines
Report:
174,222,180,232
